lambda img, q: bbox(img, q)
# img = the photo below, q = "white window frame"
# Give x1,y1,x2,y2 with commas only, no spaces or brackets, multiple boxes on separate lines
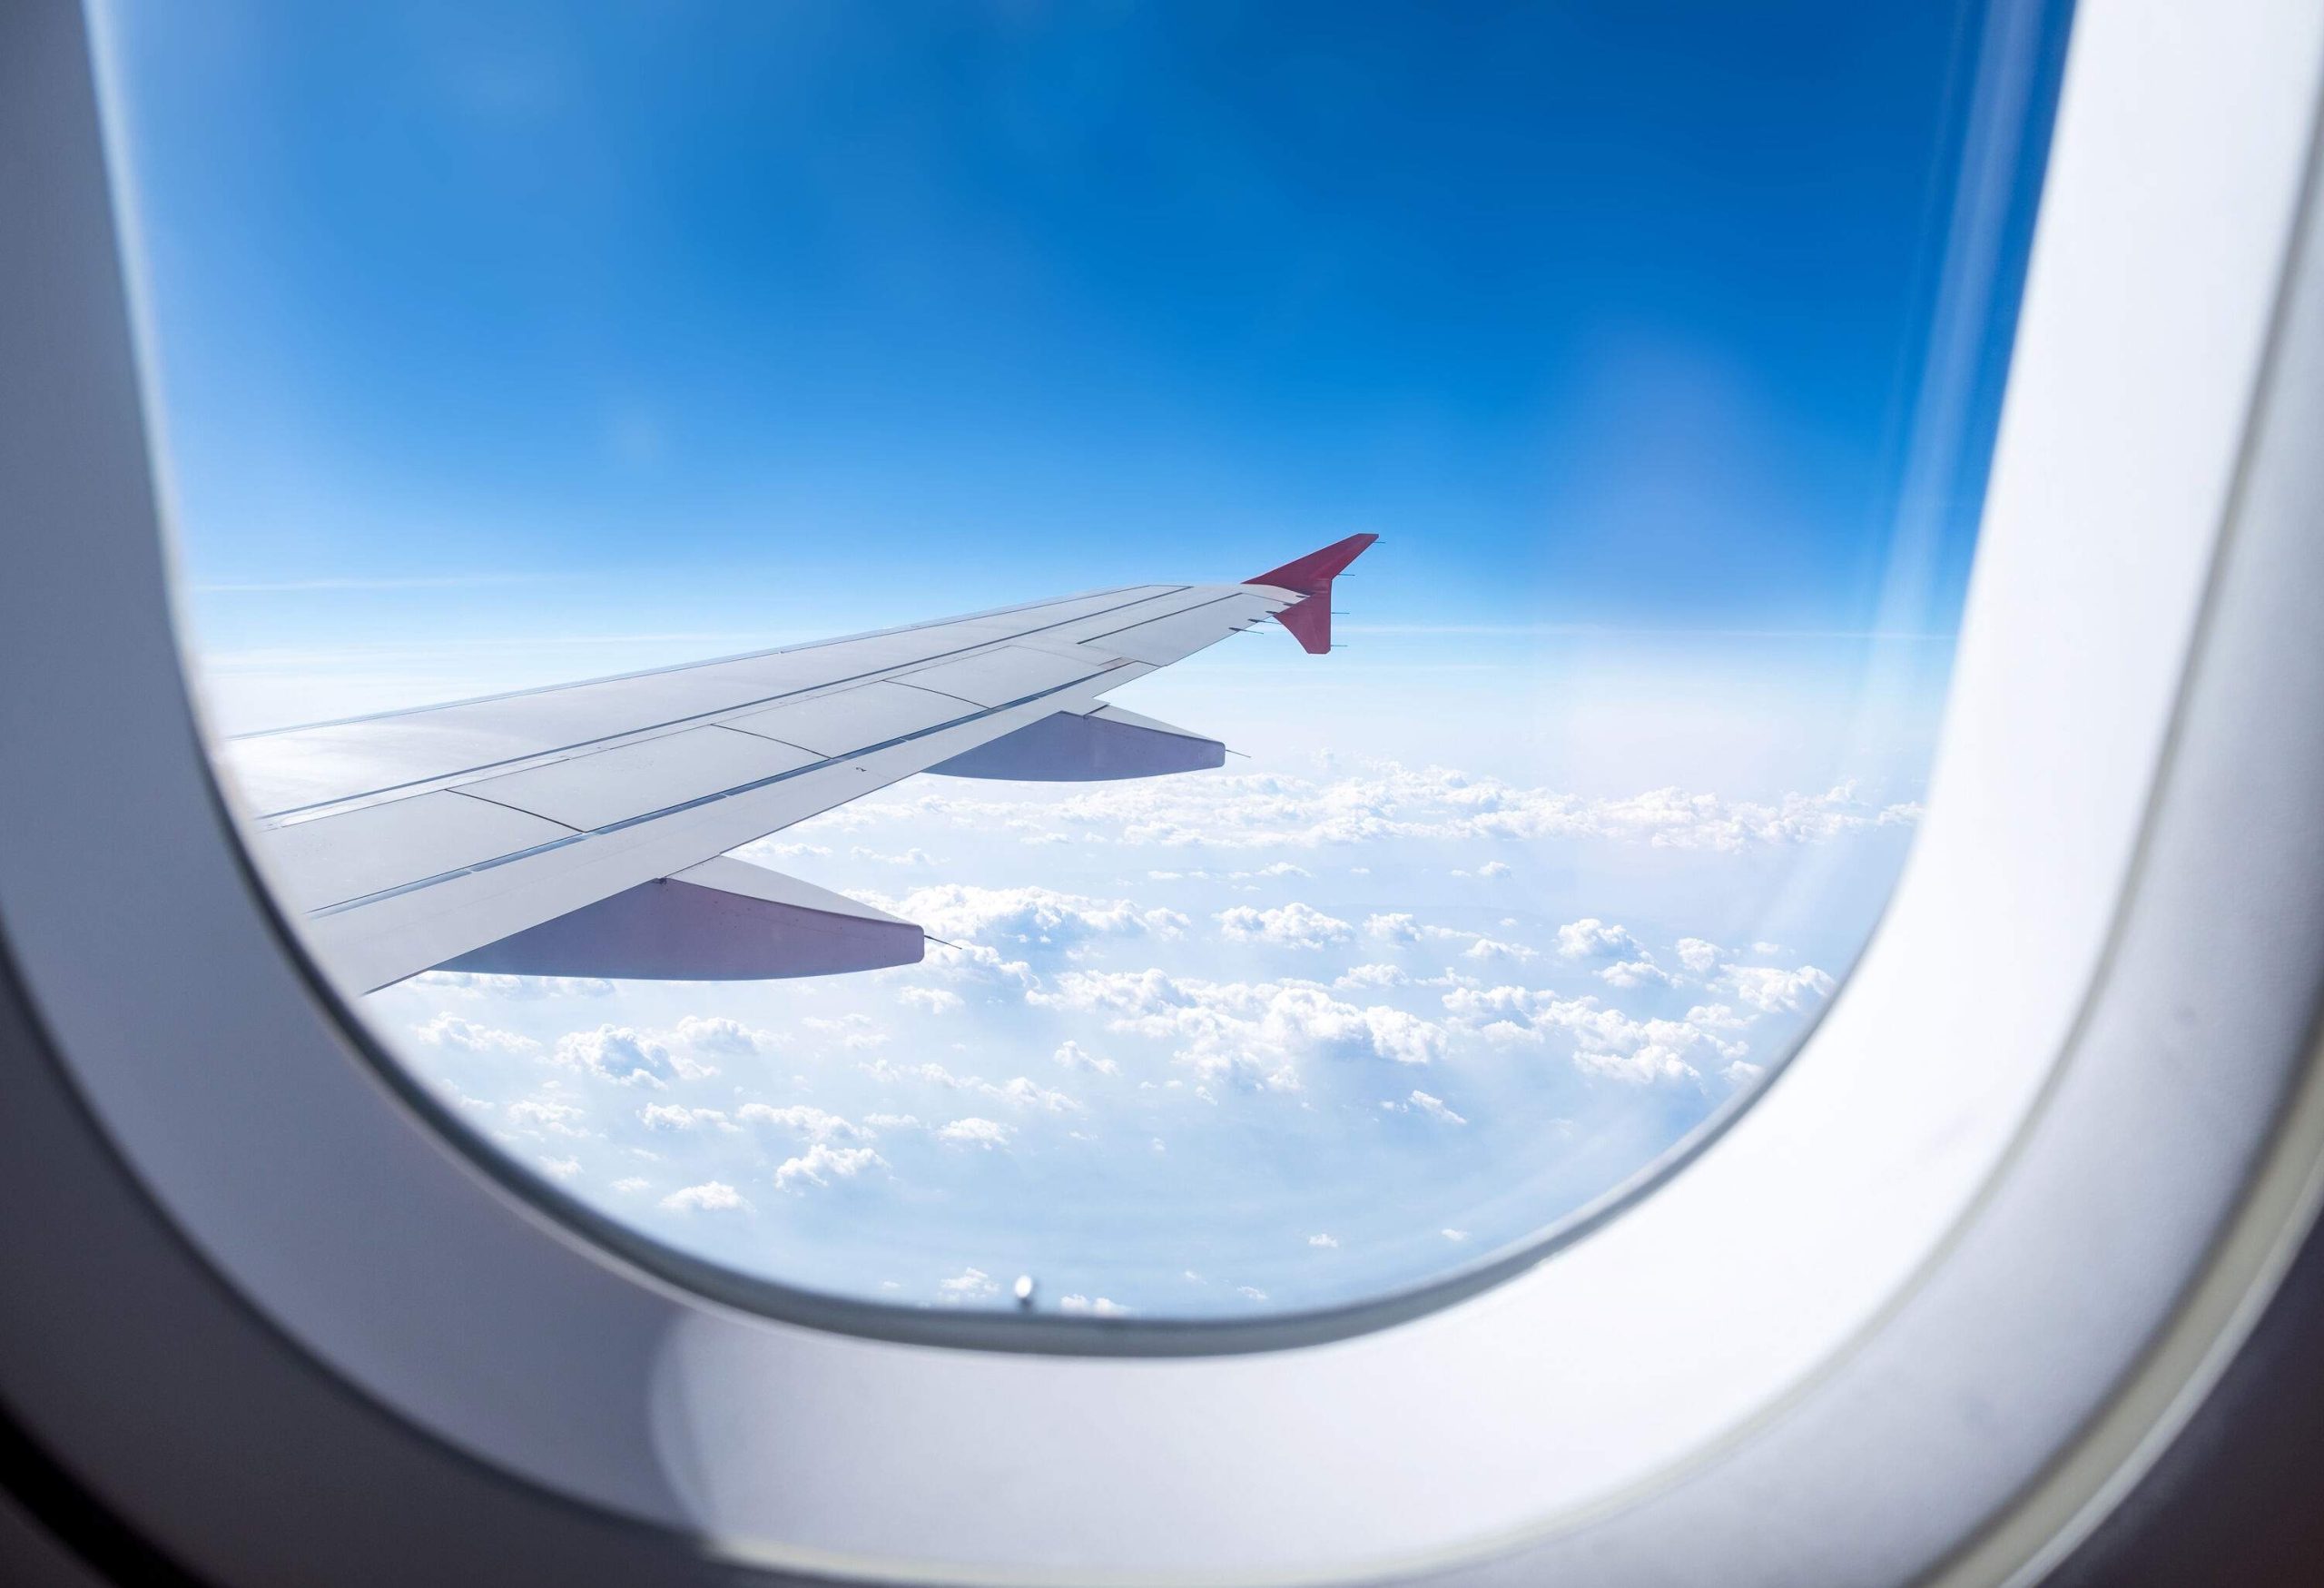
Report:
5,1,2324,1583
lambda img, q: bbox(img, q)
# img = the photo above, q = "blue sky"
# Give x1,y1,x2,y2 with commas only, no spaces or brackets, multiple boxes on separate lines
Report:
103,1,2066,1316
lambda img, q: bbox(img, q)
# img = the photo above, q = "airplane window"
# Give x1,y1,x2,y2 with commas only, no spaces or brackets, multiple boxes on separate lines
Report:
104,2,2067,1326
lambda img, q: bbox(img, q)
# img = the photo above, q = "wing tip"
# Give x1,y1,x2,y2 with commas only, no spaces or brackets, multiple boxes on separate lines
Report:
1246,533,1379,596
1248,534,1375,655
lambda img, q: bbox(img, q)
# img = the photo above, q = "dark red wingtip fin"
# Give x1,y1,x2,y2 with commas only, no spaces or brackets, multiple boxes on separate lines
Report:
1246,533,1376,655
1247,532,1378,596
1275,593,1334,654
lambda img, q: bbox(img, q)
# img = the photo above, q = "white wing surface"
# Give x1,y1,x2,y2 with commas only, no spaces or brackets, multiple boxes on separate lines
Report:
221,537,1375,991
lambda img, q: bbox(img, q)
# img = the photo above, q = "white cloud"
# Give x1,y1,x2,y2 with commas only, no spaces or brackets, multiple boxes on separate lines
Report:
552,1025,683,1088
1442,984,1749,1085
506,1097,590,1137
937,1117,1013,1149
1053,1040,1119,1075
1599,957,1672,989
1477,859,1513,878
824,764,1920,853
1058,1294,1133,1316
537,1155,581,1179
1365,912,1422,943
736,1102,871,1141
1035,970,1448,1086
862,1059,1079,1112
1462,935,1538,964
1216,902,1354,949
773,1143,884,1190
803,1012,889,1052
1307,1233,1339,1248
889,883,1187,952
611,1176,650,1194
899,986,965,1014
408,1014,541,1056
851,844,937,867
1334,962,1411,991
639,1102,734,1133
939,1267,1000,1301
1390,1089,1468,1126
660,1181,752,1213
1442,1228,1472,1243
995,1076,1080,1112
1556,918,1640,960
1721,963,1838,1014
1676,938,1723,975
670,1014,774,1058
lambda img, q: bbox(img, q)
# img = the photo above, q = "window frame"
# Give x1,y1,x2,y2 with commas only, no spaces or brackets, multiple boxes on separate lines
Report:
4,0,2324,1583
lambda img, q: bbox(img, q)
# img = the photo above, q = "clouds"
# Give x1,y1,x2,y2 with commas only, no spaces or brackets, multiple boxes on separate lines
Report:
1443,984,1750,1085
1385,1089,1468,1126
1438,941,1837,1087
773,1143,884,1190
671,1014,775,1057
936,1117,1013,1149
1057,1294,1131,1317
409,1014,540,1056
890,883,1187,952
938,1267,1000,1302
1720,963,1839,1014
548,1023,734,1088
817,763,1921,854
1556,918,1640,960
1216,902,1354,949
1676,938,1723,975
1035,969,1448,1085
661,1181,752,1214
861,1059,1080,1114
1365,912,1423,944
735,1102,871,1142
366,743,1894,1320
553,1025,682,1089
1053,1040,1119,1075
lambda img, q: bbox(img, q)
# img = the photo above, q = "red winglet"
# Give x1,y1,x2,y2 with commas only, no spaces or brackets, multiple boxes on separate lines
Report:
1247,533,1378,596
1246,533,1376,655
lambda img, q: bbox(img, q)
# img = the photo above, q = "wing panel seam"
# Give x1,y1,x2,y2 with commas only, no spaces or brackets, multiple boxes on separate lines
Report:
304,668,1119,920
251,586,1196,823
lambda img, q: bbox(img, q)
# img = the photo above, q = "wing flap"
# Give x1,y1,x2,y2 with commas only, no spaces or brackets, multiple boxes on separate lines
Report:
439,856,922,981
929,705,1224,781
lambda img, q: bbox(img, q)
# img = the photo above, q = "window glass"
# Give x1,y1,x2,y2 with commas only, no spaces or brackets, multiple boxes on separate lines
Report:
109,1,2068,1321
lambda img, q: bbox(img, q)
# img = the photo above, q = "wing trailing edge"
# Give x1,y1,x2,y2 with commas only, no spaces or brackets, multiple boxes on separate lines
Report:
927,704,1225,782
1246,532,1378,655
437,856,921,981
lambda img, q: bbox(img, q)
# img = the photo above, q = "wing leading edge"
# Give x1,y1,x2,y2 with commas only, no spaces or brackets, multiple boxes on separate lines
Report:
230,537,1375,991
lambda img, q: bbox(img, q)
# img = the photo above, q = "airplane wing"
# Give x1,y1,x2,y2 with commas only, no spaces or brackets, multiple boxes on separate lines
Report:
219,535,1376,992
